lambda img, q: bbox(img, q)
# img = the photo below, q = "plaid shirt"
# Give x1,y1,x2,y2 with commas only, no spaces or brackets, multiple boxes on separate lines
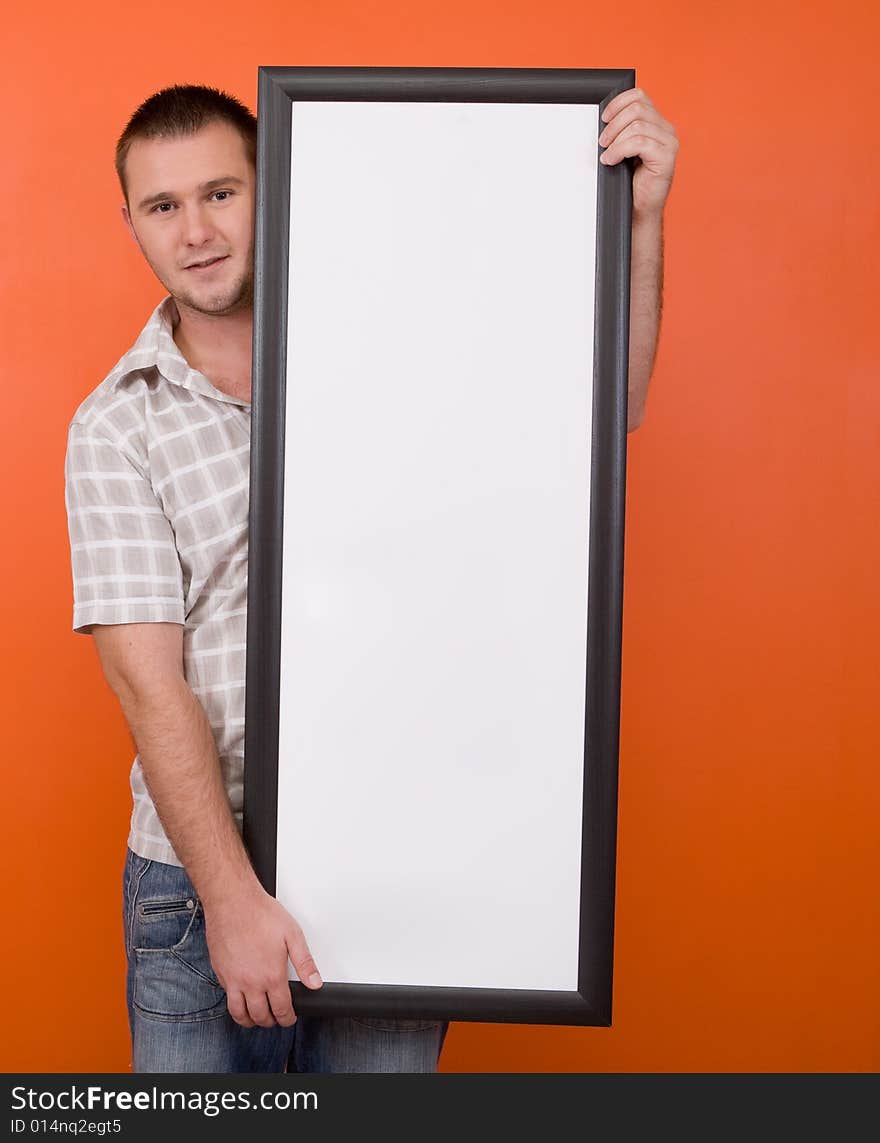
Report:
64,297,251,866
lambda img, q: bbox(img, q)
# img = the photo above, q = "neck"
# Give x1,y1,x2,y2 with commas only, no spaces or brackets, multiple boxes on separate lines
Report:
170,297,254,403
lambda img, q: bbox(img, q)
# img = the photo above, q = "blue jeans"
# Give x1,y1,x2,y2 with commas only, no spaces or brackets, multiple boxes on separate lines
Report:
122,848,449,1073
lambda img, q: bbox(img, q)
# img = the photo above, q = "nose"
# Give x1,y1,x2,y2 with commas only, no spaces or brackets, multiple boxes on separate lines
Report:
179,202,215,248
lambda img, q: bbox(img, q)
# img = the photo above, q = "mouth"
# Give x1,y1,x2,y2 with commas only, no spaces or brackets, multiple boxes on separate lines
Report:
185,255,230,272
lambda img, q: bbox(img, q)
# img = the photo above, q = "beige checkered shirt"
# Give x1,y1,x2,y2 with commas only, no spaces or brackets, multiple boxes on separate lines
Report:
64,297,251,866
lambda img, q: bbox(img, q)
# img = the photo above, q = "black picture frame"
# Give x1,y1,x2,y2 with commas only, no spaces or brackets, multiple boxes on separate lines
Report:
244,65,633,1026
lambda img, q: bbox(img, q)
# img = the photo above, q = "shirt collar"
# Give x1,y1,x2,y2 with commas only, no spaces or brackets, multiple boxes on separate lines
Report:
116,296,251,409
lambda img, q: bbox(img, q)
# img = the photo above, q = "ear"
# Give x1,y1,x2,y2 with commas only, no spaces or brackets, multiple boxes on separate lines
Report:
120,202,137,243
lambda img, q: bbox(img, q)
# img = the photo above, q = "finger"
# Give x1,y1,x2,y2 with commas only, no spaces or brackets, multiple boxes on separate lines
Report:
600,132,677,170
244,990,276,1029
287,929,323,990
226,990,256,1029
599,104,675,148
601,86,654,123
267,982,297,1027
601,121,676,160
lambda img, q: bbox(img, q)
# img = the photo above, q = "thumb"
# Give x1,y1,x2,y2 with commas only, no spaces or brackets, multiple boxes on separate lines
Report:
287,928,323,990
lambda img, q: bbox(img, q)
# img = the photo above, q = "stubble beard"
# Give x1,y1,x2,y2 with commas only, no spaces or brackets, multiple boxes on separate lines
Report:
171,263,255,318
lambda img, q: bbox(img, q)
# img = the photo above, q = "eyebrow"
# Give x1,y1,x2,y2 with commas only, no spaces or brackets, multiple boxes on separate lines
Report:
136,176,247,212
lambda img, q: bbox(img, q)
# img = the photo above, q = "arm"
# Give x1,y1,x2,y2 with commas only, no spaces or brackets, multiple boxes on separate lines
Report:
92,621,323,1028
598,86,679,432
627,211,664,431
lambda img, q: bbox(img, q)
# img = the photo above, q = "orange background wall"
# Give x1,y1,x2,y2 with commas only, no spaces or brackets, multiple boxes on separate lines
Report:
2,1,877,1073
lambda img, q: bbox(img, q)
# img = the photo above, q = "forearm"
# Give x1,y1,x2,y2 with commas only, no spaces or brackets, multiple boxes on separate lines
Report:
113,670,321,1024
117,675,260,909
627,209,664,432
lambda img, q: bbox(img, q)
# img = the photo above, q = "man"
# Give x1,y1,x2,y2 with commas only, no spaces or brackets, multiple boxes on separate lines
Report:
64,83,677,1073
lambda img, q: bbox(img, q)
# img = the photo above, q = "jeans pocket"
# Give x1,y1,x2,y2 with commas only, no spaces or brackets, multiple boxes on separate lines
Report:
352,1016,444,1033
133,951,227,1021
131,868,226,1022
135,896,198,945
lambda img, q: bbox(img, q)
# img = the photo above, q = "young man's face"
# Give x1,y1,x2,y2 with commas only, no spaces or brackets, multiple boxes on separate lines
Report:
122,120,255,317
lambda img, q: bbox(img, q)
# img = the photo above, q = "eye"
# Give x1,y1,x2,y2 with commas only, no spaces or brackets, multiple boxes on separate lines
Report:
211,190,233,202
151,202,174,214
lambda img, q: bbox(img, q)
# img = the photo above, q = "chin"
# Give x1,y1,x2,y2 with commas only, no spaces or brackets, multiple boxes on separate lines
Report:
178,277,253,316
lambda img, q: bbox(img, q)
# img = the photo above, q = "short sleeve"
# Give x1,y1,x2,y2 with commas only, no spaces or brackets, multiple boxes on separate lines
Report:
64,420,185,634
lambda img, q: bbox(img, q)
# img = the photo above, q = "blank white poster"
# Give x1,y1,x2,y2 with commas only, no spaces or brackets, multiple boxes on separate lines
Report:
276,100,598,991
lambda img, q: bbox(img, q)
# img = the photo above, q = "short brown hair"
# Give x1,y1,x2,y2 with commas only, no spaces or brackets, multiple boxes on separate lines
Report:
115,84,257,200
